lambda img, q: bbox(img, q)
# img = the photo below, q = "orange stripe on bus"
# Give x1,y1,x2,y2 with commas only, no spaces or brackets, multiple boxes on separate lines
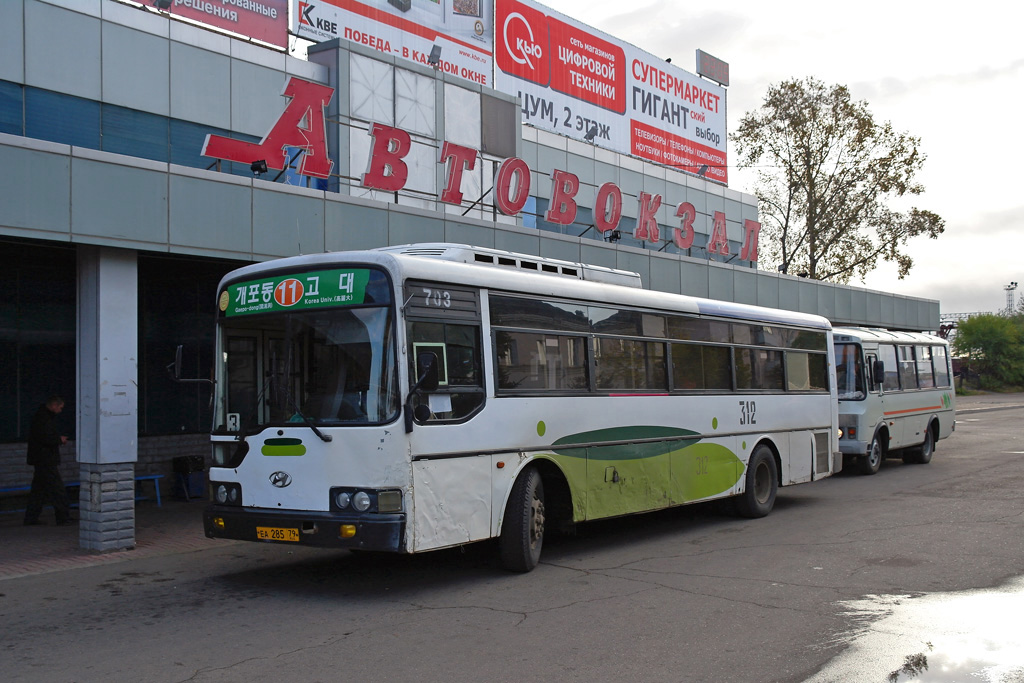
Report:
883,405,943,416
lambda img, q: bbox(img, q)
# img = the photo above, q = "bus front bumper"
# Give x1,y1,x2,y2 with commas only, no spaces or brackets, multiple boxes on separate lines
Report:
839,439,869,457
204,505,406,551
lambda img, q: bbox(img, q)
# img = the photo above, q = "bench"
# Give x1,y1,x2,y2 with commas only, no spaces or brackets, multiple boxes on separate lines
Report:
0,474,164,513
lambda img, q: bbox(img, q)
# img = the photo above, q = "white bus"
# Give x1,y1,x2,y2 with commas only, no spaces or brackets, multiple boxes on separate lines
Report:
202,244,840,571
833,327,956,475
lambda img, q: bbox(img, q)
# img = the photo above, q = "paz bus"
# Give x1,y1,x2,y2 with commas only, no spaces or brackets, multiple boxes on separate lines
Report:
202,244,840,571
833,327,956,475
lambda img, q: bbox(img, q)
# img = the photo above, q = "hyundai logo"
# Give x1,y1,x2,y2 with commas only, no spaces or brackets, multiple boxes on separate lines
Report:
269,471,292,488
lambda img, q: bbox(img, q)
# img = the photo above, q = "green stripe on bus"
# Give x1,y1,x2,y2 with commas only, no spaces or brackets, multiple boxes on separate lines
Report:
552,425,701,459
545,425,744,520
261,444,307,456
264,438,303,446
673,441,744,501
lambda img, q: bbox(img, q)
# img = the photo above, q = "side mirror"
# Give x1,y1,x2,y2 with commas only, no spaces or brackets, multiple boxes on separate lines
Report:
166,344,184,380
405,352,440,433
872,359,885,388
416,352,440,392
167,344,214,387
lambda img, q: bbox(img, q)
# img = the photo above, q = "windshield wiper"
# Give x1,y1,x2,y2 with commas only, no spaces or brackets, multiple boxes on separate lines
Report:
284,395,332,443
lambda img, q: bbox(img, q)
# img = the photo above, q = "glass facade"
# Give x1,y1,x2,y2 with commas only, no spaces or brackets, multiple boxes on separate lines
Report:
0,240,76,442
0,81,260,178
0,241,238,443
138,254,237,436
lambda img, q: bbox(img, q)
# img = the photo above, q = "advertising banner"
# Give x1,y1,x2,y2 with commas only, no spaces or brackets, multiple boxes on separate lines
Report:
495,0,727,183
294,0,493,86
170,0,288,48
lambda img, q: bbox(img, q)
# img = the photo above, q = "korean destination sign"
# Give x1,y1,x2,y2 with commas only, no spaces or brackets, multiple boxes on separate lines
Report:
220,269,371,316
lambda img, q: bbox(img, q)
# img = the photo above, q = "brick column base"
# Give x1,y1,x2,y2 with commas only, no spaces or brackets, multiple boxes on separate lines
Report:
79,463,136,552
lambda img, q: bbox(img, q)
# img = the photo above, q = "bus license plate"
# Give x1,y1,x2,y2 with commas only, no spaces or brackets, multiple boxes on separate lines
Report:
256,526,299,542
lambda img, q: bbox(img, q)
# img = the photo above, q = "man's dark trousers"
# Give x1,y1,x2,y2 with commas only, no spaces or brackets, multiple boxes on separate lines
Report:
24,462,70,523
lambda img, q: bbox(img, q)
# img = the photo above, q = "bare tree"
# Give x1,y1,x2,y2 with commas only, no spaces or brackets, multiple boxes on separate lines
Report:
732,78,944,282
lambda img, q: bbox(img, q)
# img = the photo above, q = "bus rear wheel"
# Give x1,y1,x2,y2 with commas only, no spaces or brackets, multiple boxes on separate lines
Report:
499,466,545,572
903,426,935,465
735,445,777,518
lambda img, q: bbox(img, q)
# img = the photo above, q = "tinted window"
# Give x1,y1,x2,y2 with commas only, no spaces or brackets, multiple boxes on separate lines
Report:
590,308,665,337
0,80,23,135
495,331,587,391
103,105,168,162
671,343,731,390
25,88,100,148
139,255,228,434
788,351,829,391
667,316,730,343
733,324,787,347
595,338,666,391
0,242,77,442
735,348,784,390
489,296,589,332
790,330,828,351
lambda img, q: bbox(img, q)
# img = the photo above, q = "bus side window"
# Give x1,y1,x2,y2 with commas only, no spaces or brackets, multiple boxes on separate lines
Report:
408,321,484,421
865,354,879,390
933,346,951,387
898,345,918,390
879,345,900,391
917,346,935,388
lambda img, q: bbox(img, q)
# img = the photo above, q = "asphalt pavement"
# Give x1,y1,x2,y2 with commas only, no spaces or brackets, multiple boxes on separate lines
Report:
1,391,1021,583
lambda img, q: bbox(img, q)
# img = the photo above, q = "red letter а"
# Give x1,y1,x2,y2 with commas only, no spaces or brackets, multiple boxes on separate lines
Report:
202,77,334,179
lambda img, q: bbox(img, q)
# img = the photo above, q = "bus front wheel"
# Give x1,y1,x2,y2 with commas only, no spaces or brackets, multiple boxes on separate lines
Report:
859,434,883,475
735,445,777,518
499,466,545,572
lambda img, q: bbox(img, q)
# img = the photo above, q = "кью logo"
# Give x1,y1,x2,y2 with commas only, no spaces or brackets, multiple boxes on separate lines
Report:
505,13,542,68
497,0,550,86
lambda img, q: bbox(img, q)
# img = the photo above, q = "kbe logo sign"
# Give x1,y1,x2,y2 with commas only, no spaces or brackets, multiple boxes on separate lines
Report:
497,0,550,86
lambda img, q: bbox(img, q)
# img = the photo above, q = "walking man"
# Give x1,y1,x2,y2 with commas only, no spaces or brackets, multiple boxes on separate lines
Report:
24,395,73,526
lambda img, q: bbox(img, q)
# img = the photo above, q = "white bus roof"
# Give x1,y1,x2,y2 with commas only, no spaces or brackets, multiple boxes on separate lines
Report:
221,243,833,331
832,327,947,345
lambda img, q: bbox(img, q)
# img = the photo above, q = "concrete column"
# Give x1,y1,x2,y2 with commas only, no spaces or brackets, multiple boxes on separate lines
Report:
77,246,138,552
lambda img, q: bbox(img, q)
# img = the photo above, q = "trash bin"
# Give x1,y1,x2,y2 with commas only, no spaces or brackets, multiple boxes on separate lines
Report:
173,456,206,500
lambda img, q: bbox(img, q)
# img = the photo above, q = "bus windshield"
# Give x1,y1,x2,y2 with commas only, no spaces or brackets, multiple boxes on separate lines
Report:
214,269,399,432
834,343,866,400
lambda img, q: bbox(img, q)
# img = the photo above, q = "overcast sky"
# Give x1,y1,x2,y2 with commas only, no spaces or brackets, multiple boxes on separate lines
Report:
542,0,1024,316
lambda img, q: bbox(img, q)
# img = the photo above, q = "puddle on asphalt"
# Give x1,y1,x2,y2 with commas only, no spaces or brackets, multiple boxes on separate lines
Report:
806,576,1024,682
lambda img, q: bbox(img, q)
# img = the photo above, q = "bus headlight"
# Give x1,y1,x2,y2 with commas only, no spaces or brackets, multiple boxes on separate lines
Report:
352,491,372,512
838,416,857,441
212,482,241,506
330,488,403,513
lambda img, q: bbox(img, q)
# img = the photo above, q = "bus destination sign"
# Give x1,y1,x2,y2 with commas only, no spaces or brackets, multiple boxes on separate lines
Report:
220,269,371,316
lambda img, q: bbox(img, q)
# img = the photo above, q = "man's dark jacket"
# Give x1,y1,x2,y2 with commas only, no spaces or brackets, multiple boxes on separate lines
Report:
26,404,62,467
